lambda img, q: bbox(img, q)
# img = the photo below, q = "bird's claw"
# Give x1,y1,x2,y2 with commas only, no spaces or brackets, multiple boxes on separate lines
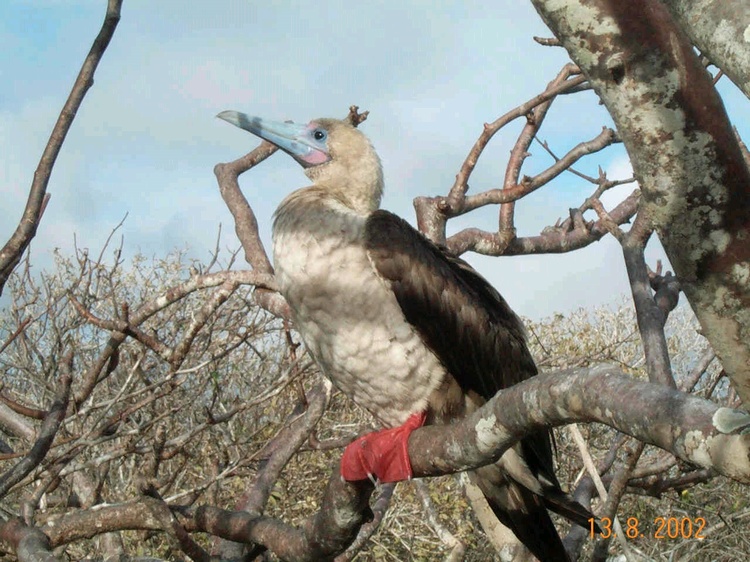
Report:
340,411,427,483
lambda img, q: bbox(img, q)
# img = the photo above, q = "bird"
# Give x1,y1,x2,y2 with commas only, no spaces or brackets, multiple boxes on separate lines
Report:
218,111,595,562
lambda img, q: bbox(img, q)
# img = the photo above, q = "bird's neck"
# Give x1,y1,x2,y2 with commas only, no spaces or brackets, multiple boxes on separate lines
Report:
319,181,383,215
272,187,370,296
303,155,384,215
273,186,368,239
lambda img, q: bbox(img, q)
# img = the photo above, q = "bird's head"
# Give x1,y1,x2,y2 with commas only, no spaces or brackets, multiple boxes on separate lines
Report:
218,111,383,213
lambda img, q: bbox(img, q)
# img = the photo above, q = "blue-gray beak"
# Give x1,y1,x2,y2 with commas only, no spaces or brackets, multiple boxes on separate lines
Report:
217,110,330,167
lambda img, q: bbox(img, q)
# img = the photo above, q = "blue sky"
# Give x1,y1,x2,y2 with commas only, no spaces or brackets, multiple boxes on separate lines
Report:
1,1,748,319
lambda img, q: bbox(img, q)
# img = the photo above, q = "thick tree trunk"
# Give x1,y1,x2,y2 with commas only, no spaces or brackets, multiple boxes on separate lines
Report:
531,0,750,404
661,0,750,99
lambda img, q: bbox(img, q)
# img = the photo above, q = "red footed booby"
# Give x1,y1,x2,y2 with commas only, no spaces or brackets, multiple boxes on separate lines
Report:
218,111,594,562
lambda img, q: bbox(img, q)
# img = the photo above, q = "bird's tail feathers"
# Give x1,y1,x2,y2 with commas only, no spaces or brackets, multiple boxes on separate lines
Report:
474,466,571,562
542,488,599,532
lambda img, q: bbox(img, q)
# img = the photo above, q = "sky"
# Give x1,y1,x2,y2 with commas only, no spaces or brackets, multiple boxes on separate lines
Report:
1,1,748,320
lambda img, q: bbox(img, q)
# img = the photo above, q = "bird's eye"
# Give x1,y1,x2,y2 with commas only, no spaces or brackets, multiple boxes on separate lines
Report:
313,129,327,141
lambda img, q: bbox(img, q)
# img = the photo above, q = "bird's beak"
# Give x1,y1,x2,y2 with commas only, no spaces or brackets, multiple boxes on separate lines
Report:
217,111,330,167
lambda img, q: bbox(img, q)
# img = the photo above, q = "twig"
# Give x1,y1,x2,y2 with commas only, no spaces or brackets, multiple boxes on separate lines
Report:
569,424,634,557
0,0,123,295
335,483,396,561
215,379,331,559
0,391,46,421
534,36,562,46
37,365,750,560
680,348,716,393
622,239,677,388
445,188,639,256
413,480,465,562
447,64,585,211
0,371,72,497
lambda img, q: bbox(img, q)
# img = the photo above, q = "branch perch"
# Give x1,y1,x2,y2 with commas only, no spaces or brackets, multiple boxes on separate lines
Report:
36,365,750,561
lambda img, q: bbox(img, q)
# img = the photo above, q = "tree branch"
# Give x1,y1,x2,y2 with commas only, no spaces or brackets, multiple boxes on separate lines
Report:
661,0,750,99
0,372,71,497
0,518,59,562
407,366,750,482
0,0,123,295
622,238,677,388
217,379,332,560
414,64,586,244
36,365,750,561
531,0,750,405
445,188,639,256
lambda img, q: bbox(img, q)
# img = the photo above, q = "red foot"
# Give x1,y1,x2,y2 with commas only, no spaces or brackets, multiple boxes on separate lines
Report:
341,412,427,483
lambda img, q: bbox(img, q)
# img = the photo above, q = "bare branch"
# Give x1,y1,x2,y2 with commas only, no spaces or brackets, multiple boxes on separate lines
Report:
344,105,370,127
445,188,639,256
661,0,750,99
533,36,562,47
0,518,59,562
591,442,646,561
681,348,716,393
72,268,277,405
532,0,750,405
140,485,211,562
35,366,750,561
408,366,750,483
0,0,123,295
0,371,71,497
622,239,677,388
69,294,173,362
0,391,46,421
647,260,681,318
413,480,466,562
217,379,332,559
0,402,36,443
214,152,277,274
447,64,585,210
334,483,395,562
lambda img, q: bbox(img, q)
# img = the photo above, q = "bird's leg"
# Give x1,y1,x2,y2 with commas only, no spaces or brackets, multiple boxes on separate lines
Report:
340,411,427,483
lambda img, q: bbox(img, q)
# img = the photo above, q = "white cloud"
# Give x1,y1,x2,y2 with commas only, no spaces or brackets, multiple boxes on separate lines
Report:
0,1,744,320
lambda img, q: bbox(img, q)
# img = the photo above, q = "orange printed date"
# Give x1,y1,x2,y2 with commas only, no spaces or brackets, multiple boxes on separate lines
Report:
589,516,706,540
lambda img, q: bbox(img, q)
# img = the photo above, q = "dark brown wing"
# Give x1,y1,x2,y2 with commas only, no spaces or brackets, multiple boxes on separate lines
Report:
364,210,556,485
366,211,600,560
